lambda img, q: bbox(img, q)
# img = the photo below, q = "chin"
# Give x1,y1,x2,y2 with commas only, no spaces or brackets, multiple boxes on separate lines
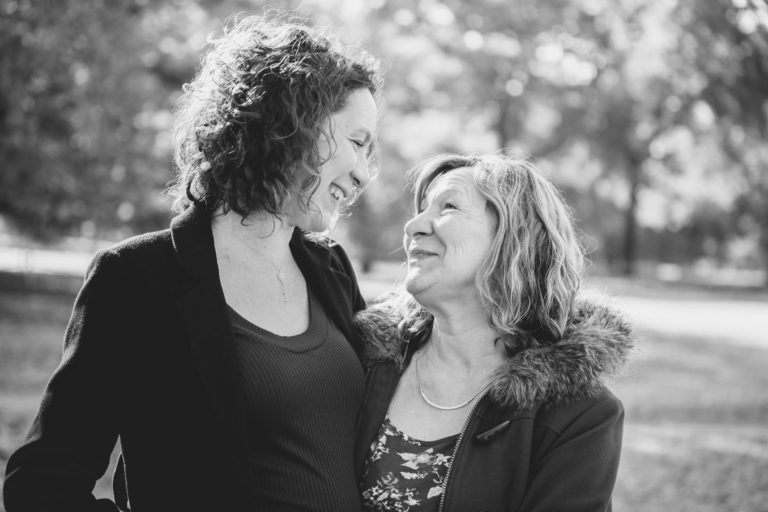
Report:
298,210,336,233
404,277,431,299
304,222,331,234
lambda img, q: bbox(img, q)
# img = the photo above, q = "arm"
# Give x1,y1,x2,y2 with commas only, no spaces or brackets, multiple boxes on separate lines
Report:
4,250,142,512
518,395,625,512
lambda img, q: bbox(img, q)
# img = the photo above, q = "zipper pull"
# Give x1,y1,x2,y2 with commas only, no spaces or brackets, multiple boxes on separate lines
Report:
398,328,413,371
475,420,511,442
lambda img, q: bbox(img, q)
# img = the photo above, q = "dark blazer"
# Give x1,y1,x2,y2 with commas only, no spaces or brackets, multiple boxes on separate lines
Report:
3,205,366,512
353,298,634,512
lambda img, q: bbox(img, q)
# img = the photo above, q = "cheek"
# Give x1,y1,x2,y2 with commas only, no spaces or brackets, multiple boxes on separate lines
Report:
438,222,472,254
444,226,493,265
448,239,471,258
344,145,359,170
329,144,355,175
469,231,494,262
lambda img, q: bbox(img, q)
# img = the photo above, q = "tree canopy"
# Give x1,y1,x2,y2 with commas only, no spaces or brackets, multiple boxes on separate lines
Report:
1,0,766,282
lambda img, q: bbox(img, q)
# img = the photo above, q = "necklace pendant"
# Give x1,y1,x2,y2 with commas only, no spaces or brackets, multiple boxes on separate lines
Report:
274,269,289,302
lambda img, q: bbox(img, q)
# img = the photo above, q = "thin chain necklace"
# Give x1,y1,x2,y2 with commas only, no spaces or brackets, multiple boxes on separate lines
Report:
261,257,290,303
219,216,295,303
414,349,490,411
239,239,292,303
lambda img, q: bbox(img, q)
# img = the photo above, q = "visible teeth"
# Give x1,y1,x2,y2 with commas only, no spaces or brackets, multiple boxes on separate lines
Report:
329,184,345,201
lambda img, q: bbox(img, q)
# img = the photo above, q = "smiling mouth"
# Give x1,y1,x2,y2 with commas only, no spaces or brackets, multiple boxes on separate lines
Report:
408,249,438,260
329,183,347,202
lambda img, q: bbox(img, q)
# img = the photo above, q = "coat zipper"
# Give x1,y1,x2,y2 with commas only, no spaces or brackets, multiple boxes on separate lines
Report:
437,391,488,512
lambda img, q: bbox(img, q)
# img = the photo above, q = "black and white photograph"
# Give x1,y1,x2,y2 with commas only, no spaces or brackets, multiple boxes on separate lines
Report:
1,1,766,511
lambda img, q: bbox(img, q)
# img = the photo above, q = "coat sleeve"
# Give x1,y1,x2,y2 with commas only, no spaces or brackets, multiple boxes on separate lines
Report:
3,249,143,512
517,395,625,512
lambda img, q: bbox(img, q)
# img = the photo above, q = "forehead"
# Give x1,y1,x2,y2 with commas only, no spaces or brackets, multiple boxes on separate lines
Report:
424,166,482,200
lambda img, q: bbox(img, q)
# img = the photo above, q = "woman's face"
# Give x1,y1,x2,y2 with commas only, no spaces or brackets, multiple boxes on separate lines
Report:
287,88,378,232
403,166,496,305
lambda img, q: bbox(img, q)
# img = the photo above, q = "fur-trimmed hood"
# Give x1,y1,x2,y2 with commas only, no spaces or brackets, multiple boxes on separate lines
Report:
354,296,634,410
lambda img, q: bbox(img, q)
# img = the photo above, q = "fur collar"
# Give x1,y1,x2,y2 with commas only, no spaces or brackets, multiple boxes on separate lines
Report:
354,296,634,410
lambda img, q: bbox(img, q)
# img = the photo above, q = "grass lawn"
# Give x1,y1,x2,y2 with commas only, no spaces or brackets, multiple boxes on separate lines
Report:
1,281,767,511
612,329,768,511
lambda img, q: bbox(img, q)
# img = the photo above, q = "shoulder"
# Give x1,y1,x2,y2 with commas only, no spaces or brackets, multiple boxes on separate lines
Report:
535,386,624,435
106,228,173,260
84,228,175,283
488,295,634,410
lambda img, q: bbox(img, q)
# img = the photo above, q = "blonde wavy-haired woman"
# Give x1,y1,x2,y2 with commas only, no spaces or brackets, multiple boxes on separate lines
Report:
355,154,633,512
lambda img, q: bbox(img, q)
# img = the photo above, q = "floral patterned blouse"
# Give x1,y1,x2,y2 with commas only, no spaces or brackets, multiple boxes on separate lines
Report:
360,416,459,512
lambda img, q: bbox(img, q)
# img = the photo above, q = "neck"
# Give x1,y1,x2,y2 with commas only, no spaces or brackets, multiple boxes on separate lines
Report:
211,209,295,264
425,302,505,371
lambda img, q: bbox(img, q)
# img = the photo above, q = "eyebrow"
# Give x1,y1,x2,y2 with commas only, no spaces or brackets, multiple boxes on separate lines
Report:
420,186,468,209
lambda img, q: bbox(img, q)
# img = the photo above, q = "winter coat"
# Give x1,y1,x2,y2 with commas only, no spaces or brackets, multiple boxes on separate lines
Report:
353,298,634,512
3,205,366,512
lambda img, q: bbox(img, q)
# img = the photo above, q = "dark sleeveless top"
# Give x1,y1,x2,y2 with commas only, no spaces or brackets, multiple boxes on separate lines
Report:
229,290,365,511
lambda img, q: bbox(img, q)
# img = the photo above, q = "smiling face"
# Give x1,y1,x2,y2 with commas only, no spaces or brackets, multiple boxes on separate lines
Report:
286,88,378,232
403,165,497,307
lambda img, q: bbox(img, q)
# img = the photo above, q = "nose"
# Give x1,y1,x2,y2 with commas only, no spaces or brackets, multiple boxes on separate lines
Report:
404,208,432,239
351,154,372,189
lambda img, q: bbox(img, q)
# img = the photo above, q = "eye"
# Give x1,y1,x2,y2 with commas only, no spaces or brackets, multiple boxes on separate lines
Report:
349,138,365,149
442,202,458,211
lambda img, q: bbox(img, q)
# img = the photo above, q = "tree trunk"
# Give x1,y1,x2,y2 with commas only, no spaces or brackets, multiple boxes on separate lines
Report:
762,225,768,288
494,96,514,151
622,161,641,277
346,195,378,275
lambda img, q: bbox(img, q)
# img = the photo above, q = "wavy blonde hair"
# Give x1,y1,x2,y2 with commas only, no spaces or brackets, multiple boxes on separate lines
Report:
370,153,585,353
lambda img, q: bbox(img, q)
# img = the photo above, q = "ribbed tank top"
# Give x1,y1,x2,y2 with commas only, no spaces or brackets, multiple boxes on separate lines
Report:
228,290,364,511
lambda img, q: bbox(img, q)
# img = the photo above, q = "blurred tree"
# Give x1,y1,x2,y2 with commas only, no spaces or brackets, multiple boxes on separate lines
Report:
0,0,298,241
345,195,378,273
0,0,170,239
361,0,767,281
556,1,693,276
363,0,683,275
673,0,768,283
2,0,766,285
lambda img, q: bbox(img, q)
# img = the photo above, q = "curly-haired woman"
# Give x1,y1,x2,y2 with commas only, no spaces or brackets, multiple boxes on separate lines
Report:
4,14,382,512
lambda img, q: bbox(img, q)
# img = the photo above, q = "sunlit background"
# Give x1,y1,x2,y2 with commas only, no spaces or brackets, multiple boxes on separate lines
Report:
1,1,767,511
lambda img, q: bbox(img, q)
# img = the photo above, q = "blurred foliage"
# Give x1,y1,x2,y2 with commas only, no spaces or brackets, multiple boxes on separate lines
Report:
1,0,170,239
1,0,767,281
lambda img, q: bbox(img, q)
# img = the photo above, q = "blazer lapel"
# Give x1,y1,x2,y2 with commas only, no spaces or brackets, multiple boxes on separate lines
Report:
290,231,360,350
170,206,249,488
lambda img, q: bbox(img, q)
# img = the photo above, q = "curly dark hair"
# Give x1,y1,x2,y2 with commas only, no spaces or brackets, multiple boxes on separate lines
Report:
169,13,382,218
